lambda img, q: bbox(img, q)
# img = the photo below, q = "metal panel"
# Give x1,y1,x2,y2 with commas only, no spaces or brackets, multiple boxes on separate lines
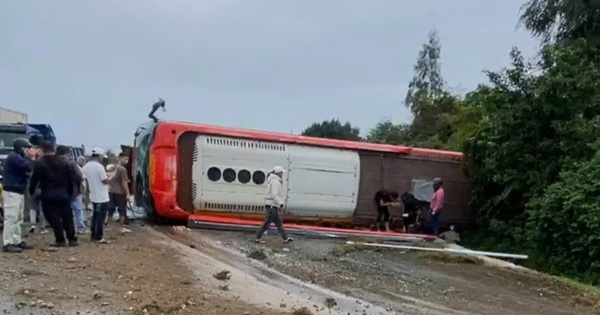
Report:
355,153,471,226
354,153,383,221
0,108,27,124
191,135,288,213
286,145,359,218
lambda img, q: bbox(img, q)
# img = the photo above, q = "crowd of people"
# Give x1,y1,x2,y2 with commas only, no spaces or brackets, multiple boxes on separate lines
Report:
2,138,131,253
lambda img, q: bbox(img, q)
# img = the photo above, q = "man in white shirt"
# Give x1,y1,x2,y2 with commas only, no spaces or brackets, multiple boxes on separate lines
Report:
254,166,293,244
82,148,110,244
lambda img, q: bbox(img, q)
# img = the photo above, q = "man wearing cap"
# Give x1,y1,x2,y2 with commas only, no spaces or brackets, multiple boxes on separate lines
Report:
429,177,445,236
254,166,293,244
82,148,111,244
2,138,37,253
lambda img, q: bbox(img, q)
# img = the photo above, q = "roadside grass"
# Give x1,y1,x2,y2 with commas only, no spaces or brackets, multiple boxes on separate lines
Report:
548,275,600,297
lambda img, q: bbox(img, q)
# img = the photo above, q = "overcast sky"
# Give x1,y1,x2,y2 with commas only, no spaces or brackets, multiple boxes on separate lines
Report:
0,0,539,149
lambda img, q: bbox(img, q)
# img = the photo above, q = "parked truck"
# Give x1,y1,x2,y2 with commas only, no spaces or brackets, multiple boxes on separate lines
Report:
0,107,28,124
0,123,56,167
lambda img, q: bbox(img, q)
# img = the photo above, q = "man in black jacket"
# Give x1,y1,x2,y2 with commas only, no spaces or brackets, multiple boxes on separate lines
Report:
56,145,85,234
2,138,36,253
29,141,78,247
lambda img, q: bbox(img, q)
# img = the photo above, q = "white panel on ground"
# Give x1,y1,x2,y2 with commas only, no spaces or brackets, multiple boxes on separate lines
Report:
191,135,289,213
286,145,359,218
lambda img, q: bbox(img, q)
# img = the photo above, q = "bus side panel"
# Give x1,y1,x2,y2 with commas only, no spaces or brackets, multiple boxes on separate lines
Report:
353,152,471,228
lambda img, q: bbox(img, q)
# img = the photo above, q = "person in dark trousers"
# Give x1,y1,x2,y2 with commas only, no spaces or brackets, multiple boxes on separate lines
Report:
429,177,445,236
373,189,400,232
254,166,293,244
2,138,36,253
107,152,131,234
29,141,79,247
56,145,85,234
82,148,111,244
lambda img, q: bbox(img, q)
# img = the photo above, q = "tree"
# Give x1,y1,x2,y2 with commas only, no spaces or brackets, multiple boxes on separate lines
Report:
365,121,412,145
105,149,118,165
404,30,445,118
366,31,459,150
462,42,600,266
520,0,600,47
301,119,361,141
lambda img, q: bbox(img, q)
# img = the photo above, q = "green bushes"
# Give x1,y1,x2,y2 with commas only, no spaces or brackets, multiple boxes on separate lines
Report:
526,151,600,284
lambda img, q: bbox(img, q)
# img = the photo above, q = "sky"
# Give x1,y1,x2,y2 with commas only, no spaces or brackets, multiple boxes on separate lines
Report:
0,0,540,149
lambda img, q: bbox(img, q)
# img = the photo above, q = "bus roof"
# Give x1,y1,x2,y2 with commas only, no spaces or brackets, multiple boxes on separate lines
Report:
159,120,463,161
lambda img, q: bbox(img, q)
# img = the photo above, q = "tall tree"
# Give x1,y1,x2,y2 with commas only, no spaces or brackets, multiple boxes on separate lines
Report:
404,30,445,118
301,119,362,141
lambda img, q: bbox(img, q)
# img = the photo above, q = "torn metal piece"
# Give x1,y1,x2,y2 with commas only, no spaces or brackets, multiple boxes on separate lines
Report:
345,241,529,260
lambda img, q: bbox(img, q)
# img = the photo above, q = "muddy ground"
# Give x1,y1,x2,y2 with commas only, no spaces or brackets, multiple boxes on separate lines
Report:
165,228,600,315
2,222,599,315
0,224,291,315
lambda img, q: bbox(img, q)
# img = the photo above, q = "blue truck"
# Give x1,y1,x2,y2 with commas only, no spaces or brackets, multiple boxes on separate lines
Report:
0,123,84,172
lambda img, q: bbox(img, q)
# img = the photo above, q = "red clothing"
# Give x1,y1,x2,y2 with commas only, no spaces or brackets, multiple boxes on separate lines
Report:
430,187,445,213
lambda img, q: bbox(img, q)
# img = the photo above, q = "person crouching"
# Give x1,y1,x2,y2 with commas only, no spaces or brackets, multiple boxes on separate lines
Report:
254,166,293,244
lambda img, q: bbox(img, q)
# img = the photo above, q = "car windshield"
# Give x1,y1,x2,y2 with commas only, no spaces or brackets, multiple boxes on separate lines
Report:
0,131,27,149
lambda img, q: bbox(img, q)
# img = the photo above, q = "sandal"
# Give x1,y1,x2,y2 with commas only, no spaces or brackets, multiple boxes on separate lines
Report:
95,239,110,244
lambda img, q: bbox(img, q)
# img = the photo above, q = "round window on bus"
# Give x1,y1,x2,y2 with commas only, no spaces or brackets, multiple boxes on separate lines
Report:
207,167,221,181
223,168,236,183
238,169,251,184
252,170,266,185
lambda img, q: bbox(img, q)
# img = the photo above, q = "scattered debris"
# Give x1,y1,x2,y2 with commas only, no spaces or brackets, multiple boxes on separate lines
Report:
292,307,314,315
173,226,191,233
331,243,364,257
93,291,102,300
218,284,230,291
324,297,337,309
247,247,269,260
418,252,483,265
213,270,232,281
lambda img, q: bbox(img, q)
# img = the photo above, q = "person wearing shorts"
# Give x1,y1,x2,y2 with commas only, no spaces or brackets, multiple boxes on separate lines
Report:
373,190,399,232
107,152,131,234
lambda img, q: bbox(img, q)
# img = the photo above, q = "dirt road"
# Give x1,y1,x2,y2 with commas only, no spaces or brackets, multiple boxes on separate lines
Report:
165,228,600,315
0,224,291,315
2,223,598,315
